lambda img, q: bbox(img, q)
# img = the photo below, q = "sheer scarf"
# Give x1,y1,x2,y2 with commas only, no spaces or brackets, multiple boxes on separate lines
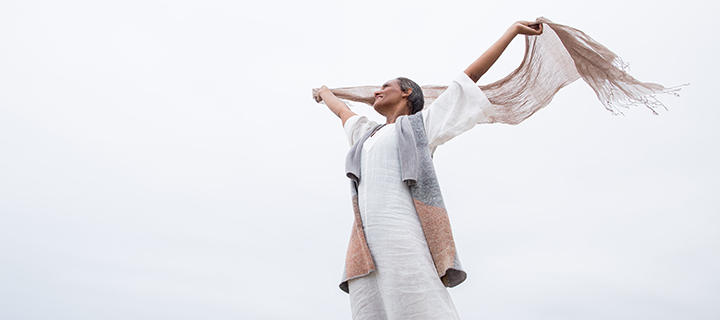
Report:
313,17,683,124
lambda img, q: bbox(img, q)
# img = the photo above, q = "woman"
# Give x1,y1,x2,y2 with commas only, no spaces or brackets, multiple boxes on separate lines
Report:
314,21,542,320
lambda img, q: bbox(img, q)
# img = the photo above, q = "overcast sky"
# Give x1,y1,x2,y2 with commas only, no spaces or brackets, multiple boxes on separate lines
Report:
1,0,718,319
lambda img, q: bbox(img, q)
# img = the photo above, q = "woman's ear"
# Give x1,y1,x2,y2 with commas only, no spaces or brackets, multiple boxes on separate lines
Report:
402,88,412,98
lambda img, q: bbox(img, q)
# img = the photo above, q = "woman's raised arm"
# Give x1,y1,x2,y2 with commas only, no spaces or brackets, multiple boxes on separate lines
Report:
464,21,543,83
314,85,357,126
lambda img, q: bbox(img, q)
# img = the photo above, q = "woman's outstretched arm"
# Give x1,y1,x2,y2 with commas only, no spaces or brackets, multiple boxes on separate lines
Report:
315,85,357,126
464,21,543,83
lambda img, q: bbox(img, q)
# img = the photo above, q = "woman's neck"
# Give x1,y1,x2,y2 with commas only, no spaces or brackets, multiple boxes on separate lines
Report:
383,105,411,124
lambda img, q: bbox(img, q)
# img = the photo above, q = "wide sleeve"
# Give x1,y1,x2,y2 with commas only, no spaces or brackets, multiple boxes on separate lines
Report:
422,73,496,152
343,115,379,147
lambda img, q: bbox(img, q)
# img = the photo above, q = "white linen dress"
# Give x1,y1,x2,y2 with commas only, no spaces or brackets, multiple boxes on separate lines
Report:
343,73,495,320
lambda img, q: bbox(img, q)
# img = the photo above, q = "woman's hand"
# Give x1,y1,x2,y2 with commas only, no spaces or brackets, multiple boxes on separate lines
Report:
511,20,543,36
313,85,330,103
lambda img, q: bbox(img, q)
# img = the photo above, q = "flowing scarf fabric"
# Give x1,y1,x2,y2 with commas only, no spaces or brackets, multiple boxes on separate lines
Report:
313,17,683,124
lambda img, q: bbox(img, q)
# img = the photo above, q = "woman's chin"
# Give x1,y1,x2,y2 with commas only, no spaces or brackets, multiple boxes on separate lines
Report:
372,104,383,114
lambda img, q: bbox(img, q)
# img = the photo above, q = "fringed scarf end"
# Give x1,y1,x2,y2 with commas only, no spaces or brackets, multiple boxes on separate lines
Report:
601,83,687,116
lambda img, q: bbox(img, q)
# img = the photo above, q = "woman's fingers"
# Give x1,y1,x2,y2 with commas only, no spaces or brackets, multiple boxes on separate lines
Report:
312,88,320,102
313,85,330,103
515,21,543,35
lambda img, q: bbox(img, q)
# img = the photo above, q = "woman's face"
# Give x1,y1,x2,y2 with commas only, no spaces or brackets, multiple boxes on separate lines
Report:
373,79,406,112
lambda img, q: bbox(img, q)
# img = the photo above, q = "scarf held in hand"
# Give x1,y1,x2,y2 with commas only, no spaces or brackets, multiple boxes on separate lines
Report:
313,17,683,124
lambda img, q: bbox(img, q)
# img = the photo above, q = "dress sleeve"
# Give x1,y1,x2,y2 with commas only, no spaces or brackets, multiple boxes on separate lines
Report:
422,73,496,152
343,115,379,147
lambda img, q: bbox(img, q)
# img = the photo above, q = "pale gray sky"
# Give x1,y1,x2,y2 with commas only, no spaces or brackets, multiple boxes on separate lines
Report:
1,0,717,319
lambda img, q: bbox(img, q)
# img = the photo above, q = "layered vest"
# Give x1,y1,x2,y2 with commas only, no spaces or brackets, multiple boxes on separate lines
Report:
340,112,466,293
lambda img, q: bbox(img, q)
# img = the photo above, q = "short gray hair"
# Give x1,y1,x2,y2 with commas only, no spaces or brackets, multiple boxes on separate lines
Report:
397,77,424,114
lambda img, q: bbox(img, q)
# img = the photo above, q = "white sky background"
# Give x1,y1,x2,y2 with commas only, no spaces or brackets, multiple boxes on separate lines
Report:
1,0,717,319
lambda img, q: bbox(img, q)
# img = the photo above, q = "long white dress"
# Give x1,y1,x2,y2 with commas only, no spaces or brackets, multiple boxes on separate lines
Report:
343,73,495,320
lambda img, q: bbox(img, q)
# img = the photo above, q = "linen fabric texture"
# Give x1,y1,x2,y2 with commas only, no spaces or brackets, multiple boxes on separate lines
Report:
340,73,494,296
344,120,461,319
343,113,461,293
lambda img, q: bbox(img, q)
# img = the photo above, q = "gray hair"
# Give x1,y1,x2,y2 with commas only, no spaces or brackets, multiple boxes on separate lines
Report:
397,77,424,114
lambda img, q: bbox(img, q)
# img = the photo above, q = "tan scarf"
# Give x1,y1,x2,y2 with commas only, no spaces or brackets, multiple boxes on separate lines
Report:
313,17,683,124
